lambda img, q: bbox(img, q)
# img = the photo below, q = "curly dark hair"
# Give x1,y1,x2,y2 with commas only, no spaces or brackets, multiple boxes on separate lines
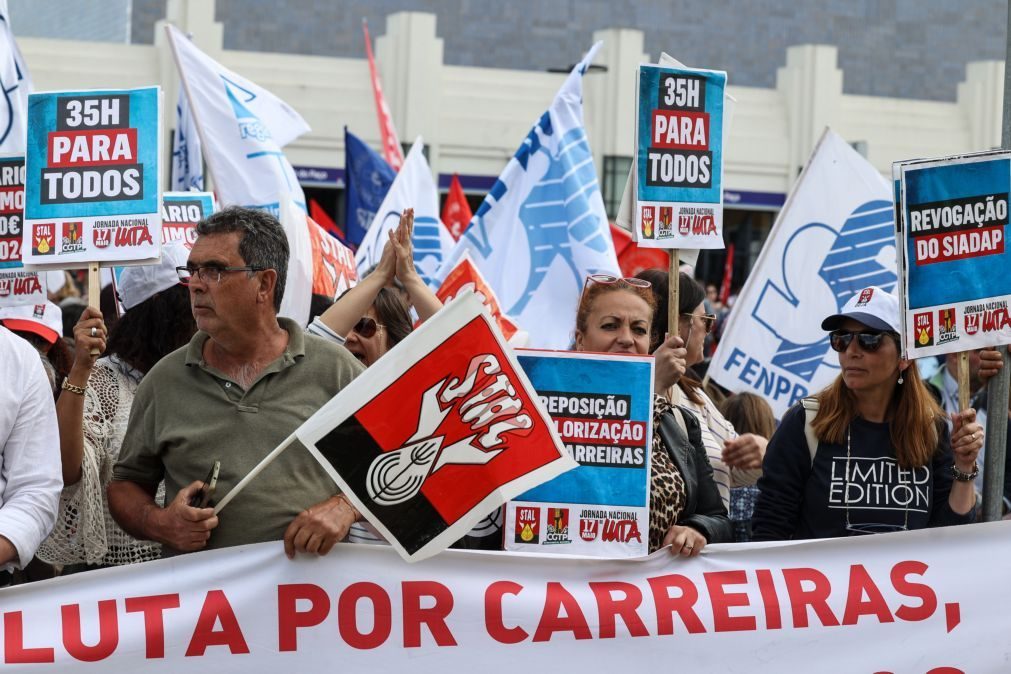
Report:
105,285,197,374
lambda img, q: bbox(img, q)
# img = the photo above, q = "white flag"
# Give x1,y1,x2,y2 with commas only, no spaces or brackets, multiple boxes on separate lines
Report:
709,128,896,418
0,1,31,154
354,138,454,287
436,43,619,349
170,84,204,191
278,191,313,327
165,24,309,215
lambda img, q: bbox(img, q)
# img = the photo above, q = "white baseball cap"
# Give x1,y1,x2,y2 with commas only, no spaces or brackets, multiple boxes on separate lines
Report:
118,241,190,311
821,286,900,333
0,301,62,344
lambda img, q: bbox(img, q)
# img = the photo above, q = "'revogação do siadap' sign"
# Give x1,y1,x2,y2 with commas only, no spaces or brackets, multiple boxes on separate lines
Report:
22,87,162,270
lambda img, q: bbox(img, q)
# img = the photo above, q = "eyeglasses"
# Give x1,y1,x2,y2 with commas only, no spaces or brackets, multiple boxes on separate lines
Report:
829,330,895,353
351,316,385,339
584,274,652,289
176,265,265,285
697,313,717,334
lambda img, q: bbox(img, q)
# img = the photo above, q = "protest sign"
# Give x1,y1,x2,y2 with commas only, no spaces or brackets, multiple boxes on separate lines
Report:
307,213,357,299
634,63,725,249
22,86,161,270
897,151,1011,358
506,350,653,557
215,292,575,561
436,252,520,343
709,129,896,419
0,155,45,305
2,521,1008,672
161,191,214,248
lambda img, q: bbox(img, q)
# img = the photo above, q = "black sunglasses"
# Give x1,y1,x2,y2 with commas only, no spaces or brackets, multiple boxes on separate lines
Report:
829,330,896,353
351,316,385,339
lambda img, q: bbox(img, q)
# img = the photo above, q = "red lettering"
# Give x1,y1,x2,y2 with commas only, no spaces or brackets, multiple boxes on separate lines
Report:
277,584,330,652
589,582,648,639
647,574,706,635
891,561,937,622
3,612,55,664
485,581,528,644
114,225,153,248
756,569,782,630
124,594,180,659
532,582,591,642
185,590,250,656
337,582,391,650
705,571,756,632
62,600,119,662
782,567,840,628
842,565,894,626
402,581,457,648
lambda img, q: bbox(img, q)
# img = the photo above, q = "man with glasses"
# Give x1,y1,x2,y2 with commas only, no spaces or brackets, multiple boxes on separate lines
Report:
109,206,364,558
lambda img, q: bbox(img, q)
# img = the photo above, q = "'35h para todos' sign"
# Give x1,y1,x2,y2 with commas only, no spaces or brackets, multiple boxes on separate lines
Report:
634,64,726,249
22,87,161,270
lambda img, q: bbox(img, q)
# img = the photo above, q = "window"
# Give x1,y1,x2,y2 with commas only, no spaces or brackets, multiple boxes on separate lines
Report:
601,156,632,220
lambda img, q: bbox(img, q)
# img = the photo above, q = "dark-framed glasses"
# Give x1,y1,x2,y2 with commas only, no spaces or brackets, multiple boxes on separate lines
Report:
176,264,265,285
829,330,894,353
352,316,385,339
584,274,652,289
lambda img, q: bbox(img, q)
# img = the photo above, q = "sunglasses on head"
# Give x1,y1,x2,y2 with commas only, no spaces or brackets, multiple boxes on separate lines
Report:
829,329,895,353
351,316,385,339
584,274,652,289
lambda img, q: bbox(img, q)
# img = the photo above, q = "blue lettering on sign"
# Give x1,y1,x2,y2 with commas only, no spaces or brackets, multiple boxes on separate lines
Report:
751,200,896,382
723,347,809,406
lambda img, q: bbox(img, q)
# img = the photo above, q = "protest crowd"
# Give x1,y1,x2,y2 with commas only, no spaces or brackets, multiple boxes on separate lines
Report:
2,4,1011,670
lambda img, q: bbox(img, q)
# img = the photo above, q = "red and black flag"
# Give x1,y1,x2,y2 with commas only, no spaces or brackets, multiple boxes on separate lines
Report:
296,292,574,561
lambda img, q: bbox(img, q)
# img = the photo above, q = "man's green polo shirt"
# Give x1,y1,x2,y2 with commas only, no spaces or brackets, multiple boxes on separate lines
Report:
114,318,364,552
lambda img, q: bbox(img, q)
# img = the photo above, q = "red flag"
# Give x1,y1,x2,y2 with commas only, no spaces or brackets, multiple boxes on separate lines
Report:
719,242,735,305
441,173,473,241
306,215,358,299
609,223,669,277
436,253,519,341
362,19,404,171
308,198,344,242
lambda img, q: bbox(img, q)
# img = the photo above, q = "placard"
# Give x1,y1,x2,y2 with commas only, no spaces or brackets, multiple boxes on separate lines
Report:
634,64,725,249
23,87,162,269
897,151,1011,358
161,191,213,248
0,155,46,305
506,350,653,558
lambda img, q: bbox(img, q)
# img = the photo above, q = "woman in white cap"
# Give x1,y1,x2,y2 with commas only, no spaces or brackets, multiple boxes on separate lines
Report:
752,286,983,540
37,242,196,571
0,300,73,394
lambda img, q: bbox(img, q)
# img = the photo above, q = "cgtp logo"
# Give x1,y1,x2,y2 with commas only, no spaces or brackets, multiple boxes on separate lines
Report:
365,353,534,506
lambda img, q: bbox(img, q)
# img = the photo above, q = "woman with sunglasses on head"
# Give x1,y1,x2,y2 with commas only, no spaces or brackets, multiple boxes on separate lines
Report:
574,273,731,556
308,208,441,366
635,269,766,514
751,286,982,541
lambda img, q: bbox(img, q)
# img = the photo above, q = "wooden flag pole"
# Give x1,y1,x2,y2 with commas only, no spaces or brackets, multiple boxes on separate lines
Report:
957,351,971,412
87,261,101,356
668,250,679,343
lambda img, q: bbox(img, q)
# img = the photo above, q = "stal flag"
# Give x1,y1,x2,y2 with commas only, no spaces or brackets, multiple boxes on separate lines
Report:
436,252,522,343
307,213,357,299
442,173,473,241
171,84,204,191
165,24,309,214
719,241,735,305
362,19,404,171
355,138,454,287
709,129,896,418
610,222,669,277
0,1,30,154
344,127,395,247
435,43,620,349
309,197,343,242
293,292,574,561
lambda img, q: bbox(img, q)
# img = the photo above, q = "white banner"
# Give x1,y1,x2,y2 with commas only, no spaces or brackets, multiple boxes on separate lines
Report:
709,128,896,418
3,521,1008,672
165,24,308,215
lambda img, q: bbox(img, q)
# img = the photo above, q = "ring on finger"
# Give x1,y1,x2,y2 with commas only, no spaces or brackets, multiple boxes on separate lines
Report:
90,326,97,338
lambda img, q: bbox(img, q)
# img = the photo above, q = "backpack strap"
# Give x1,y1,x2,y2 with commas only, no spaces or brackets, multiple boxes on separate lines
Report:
800,397,820,466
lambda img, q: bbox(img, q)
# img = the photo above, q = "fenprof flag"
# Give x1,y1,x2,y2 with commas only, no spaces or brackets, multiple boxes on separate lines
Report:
296,292,575,561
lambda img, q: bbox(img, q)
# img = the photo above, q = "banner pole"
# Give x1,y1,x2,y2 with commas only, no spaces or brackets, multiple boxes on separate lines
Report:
669,250,679,342
982,0,1011,522
957,351,971,411
213,433,298,514
87,261,100,356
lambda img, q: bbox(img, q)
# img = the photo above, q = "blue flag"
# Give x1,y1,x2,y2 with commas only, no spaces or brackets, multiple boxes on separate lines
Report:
344,127,395,248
